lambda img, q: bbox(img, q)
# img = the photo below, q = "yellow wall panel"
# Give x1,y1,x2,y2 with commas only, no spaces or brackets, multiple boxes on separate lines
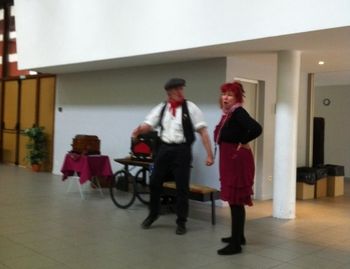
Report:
39,77,56,171
2,132,16,163
18,135,30,166
4,81,19,130
20,79,37,130
39,77,55,135
2,81,19,164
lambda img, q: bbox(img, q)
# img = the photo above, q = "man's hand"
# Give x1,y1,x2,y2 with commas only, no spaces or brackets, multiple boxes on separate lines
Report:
131,123,153,139
206,155,214,166
131,126,141,139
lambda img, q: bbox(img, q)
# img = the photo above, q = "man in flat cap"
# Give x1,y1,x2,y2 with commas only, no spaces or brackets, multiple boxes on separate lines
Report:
132,78,214,235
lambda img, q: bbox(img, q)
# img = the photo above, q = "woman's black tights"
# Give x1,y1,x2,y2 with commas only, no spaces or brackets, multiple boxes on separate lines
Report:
230,204,245,246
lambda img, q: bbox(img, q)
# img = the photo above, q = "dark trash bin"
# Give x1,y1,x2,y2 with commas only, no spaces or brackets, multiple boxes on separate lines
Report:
297,167,317,185
324,164,345,176
296,167,316,200
314,167,328,180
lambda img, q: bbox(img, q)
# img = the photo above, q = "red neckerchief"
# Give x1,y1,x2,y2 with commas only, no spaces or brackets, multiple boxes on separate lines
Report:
168,98,184,116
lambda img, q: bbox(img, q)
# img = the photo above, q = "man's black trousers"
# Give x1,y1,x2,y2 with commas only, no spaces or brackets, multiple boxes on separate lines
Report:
149,143,192,224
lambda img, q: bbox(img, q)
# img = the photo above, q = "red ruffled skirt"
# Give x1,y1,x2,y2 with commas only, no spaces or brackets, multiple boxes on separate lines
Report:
219,142,255,206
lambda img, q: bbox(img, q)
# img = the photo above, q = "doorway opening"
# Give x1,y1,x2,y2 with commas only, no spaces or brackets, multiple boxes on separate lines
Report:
233,77,265,199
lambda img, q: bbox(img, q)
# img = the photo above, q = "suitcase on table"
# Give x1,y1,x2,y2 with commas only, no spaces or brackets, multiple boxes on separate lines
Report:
71,135,101,155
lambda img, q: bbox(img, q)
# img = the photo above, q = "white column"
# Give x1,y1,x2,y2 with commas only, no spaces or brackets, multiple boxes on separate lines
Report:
273,51,301,219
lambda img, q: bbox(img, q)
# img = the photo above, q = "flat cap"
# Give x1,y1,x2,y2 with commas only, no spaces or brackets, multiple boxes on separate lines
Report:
164,78,186,90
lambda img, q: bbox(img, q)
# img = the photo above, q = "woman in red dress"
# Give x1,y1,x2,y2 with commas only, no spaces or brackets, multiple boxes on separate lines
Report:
214,81,262,255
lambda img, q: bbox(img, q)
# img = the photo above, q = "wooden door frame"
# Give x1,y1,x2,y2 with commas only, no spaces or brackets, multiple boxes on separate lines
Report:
15,79,21,164
0,80,4,162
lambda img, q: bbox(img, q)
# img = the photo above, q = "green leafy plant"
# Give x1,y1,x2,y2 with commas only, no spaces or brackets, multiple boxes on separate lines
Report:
24,126,47,165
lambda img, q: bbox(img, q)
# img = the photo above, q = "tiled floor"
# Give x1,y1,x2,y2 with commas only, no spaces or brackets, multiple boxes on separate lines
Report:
0,164,350,269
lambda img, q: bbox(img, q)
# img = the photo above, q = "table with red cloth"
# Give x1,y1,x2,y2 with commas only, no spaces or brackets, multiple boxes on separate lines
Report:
61,153,113,184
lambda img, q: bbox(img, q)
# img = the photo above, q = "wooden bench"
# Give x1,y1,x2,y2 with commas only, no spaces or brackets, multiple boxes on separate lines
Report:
162,181,220,225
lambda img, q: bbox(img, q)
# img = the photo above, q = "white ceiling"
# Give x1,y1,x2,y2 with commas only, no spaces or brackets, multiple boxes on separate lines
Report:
36,26,350,86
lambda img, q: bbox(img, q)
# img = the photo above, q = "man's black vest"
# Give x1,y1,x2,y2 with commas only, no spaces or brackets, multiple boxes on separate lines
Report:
159,100,195,145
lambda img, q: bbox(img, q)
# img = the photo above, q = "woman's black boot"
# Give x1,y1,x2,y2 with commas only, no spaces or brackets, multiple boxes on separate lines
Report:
218,205,242,255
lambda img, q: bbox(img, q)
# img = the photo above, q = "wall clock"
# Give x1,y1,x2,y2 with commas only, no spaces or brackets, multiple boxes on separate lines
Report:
322,98,331,106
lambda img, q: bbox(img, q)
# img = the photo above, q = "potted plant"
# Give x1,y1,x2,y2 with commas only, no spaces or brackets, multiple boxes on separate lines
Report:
24,126,47,172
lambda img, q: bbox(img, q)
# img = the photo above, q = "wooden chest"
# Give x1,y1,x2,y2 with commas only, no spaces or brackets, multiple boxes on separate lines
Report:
71,135,100,155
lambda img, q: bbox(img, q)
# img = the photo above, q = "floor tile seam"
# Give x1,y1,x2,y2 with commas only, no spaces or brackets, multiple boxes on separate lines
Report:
285,251,345,267
1,251,69,268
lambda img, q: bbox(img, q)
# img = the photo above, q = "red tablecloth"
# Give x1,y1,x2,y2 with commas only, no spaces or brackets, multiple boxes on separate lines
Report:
61,153,113,184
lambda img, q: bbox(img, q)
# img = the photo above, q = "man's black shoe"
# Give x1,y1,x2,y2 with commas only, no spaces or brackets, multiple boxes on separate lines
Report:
175,223,187,235
141,215,158,229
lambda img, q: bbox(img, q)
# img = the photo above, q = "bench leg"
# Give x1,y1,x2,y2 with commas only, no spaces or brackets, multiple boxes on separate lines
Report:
211,193,216,225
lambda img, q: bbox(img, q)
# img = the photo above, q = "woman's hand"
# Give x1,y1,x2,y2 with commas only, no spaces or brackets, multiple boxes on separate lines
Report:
237,143,250,150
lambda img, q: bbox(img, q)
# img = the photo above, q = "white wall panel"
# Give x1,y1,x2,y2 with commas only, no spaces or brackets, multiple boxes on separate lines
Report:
14,0,350,70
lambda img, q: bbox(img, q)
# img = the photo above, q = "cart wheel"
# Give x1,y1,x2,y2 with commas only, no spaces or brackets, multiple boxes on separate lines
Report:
134,167,150,205
109,170,136,209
